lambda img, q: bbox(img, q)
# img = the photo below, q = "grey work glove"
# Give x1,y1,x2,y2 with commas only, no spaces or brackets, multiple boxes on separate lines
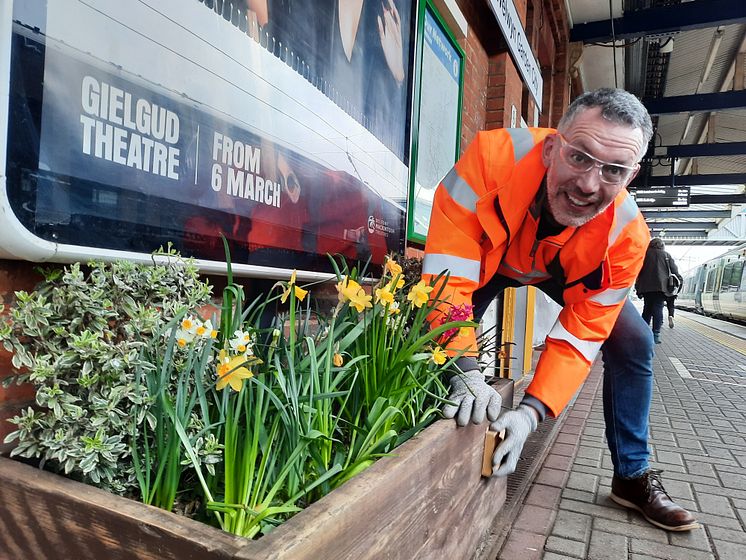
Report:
490,404,539,477
442,370,502,426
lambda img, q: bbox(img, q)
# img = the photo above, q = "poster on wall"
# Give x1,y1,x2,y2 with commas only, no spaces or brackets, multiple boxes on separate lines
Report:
408,6,463,242
3,0,415,274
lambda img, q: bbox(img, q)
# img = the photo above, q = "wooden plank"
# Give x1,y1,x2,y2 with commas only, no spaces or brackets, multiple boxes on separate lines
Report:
237,382,513,560
0,458,246,560
415,462,508,559
0,381,513,560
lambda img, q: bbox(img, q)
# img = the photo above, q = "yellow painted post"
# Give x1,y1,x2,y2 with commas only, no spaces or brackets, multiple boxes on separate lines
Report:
500,288,516,378
523,286,536,374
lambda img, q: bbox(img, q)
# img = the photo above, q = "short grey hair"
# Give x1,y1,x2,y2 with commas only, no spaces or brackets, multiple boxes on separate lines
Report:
558,88,653,152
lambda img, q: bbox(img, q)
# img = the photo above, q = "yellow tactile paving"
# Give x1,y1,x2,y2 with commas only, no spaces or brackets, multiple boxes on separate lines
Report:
679,316,746,356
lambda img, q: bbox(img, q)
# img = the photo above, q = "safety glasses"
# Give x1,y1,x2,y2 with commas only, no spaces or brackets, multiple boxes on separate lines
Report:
556,134,639,185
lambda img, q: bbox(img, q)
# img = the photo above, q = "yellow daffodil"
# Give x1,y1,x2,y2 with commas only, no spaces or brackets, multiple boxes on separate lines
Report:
281,270,309,303
387,301,401,315
407,280,434,308
336,277,372,312
375,286,395,306
385,257,403,278
181,316,197,333
234,330,252,344
431,346,447,365
349,291,372,312
294,284,309,301
175,327,194,346
458,327,472,338
336,277,362,302
333,353,344,367
386,276,405,292
216,349,253,392
195,319,216,339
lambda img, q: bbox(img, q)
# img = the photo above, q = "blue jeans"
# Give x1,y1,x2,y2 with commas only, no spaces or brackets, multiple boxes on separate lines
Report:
473,275,652,479
641,292,666,334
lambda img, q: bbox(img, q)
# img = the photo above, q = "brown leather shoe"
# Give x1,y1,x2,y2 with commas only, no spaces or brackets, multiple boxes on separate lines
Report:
610,470,700,531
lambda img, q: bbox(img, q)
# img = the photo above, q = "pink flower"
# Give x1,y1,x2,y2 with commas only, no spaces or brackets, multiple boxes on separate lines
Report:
439,304,475,342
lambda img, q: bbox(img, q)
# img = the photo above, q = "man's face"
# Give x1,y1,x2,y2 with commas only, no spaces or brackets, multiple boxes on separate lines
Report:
542,107,644,227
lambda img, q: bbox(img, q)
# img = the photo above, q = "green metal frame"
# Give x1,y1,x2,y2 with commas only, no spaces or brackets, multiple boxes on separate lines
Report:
406,0,465,246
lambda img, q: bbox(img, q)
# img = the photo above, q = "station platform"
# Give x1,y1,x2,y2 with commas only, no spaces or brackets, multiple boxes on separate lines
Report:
490,309,746,559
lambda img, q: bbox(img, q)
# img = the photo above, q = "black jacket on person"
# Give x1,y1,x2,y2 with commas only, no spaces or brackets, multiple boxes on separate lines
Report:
635,243,683,295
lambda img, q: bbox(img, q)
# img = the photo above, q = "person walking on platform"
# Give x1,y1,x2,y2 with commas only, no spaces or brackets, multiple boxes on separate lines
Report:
635,238,683,342
665,293,678,329
422,88,699,531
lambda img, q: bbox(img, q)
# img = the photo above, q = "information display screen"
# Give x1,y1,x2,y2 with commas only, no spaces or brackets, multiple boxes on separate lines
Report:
629,187,691,208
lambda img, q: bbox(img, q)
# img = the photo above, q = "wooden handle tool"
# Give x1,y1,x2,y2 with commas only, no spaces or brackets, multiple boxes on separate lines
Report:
481,429,505,477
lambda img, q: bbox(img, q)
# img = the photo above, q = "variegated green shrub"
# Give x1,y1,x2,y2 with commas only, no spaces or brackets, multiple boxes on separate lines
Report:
0,249,212,494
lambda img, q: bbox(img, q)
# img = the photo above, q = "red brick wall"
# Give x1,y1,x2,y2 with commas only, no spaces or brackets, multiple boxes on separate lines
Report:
0,261,43,453
456,0,570,140
458,21,489,152
486,52,523,130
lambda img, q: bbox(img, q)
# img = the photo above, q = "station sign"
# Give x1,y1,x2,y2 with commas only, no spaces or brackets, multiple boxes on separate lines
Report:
629,187,691,208
487,0,543,108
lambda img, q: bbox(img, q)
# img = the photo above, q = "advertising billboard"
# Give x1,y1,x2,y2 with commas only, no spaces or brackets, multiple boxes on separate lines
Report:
2,0,415,277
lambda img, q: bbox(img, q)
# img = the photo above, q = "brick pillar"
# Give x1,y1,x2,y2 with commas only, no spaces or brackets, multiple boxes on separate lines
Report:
0,261,43,454
486,52,523,130
551,42,571,126
540,64,554,127
458,30,489,152
514,0,528,25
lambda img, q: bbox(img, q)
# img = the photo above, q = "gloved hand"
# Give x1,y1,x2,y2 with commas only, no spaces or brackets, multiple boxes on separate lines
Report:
490,404,539,476
442,370,502,426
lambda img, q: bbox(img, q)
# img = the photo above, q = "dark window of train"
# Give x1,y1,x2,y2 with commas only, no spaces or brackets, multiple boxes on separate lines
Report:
731,262,744,291
722,263,736,291
705,269,717,292
685,277,693,294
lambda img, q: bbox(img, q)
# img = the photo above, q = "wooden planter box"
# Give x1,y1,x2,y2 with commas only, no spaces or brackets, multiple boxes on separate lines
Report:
0,382,512,560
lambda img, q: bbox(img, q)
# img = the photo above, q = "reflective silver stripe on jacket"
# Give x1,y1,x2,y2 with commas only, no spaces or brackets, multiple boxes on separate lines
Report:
588,286,630,306
442,167,478,212
423,253,481,283
506,128,535,164
609,194,639,245
547,320,602,362
498,262,552,283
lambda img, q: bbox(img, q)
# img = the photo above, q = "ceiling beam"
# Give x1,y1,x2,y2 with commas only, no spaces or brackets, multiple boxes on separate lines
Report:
658,141,746,158
569,0,746,43
647,222,717,230
641,210,732,219
643,90,746,115
631,174,746,187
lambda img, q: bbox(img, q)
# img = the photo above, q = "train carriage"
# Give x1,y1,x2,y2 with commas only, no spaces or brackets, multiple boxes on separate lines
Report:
677,245,746,322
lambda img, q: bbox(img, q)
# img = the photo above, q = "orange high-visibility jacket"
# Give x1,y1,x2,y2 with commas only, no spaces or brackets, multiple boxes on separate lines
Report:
422,128,650,417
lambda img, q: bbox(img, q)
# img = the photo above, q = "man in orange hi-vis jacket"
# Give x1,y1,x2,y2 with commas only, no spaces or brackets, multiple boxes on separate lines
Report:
423,88,698,532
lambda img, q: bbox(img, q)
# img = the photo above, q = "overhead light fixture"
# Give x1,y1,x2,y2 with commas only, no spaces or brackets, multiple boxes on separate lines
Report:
659,37,674,54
